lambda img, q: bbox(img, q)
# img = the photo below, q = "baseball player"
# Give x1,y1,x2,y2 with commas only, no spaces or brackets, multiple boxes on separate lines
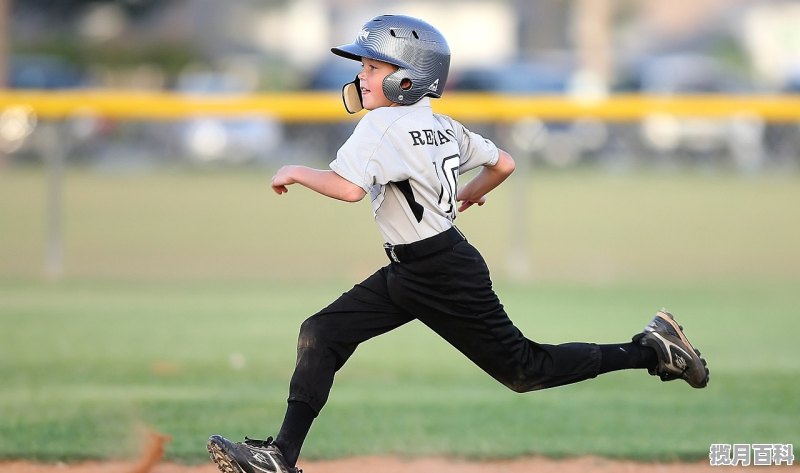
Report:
207,14,709,473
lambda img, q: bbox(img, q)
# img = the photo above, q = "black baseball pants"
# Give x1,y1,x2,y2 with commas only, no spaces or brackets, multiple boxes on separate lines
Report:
287,229,602,414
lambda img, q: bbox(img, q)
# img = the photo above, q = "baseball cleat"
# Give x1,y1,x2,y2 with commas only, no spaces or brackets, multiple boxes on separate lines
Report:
207,435,301,473
633,309,709,388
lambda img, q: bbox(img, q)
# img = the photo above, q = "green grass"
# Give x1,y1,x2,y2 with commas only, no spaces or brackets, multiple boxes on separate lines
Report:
2,167,798,282
1,279,798,462
1,167,799,463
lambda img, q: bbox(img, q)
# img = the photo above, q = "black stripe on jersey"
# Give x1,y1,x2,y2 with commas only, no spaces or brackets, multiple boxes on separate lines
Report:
392,180,424,223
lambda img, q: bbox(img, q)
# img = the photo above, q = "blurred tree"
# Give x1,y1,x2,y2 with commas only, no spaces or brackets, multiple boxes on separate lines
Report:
0,0,8,87
12,0,162,19
10,0,198,88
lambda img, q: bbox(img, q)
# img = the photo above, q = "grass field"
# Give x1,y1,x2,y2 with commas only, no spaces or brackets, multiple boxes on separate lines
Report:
1,167,798,463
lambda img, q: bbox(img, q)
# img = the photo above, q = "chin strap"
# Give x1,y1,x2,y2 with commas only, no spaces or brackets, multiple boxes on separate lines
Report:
341,75,363,114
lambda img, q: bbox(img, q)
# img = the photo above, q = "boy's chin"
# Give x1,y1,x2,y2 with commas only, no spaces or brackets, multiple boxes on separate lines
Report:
362,97,396,110
364,103,393,110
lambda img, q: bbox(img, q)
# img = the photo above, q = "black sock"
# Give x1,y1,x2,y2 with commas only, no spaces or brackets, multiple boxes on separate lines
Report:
274,401,317,467
598,342,657,374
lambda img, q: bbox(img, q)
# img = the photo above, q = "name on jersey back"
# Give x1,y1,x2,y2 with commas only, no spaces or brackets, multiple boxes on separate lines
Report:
409,128,456,147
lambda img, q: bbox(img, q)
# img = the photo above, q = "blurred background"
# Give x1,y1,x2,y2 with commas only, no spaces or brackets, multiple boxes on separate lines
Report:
2,0,800,169
1,0,799,463
1,0,799,282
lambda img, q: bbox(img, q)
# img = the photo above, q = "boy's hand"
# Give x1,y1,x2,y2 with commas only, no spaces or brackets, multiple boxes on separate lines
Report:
454,149,514,212
457,195,486,212
271,166,296,194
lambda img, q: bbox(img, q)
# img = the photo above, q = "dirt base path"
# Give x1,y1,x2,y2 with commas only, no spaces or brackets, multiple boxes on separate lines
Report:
3,456,799,473
4,432,794,473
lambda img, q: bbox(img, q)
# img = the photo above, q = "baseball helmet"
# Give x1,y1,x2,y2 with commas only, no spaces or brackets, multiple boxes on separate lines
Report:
331,14,450,113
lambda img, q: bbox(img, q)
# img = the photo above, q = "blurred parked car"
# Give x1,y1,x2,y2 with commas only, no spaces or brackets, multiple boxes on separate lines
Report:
175,71,282,164
1,56,112,161
621,53,765,170
448,60,609,167
304,59,360,92
298,60,362,159
451,61,574,94
762,69,800,170
9,54,85,89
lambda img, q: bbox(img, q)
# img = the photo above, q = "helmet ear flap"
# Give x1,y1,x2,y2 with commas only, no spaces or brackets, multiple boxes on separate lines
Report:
342,75,363,114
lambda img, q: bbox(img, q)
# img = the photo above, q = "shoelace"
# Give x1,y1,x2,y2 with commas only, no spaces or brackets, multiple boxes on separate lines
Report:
242,437,302,473
243,436,274,448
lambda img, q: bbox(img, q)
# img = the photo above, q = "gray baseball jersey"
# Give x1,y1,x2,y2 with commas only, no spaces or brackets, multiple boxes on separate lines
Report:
330,97,499,245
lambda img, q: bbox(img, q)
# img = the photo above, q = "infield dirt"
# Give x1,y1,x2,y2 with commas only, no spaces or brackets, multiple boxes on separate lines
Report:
3,430,797,473
5,456,800,473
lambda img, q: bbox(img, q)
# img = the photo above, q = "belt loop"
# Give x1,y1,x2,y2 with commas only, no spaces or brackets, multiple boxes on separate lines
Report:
384,243,400,263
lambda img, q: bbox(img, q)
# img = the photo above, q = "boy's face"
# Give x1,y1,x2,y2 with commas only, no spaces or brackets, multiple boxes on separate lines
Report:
358,57,398,110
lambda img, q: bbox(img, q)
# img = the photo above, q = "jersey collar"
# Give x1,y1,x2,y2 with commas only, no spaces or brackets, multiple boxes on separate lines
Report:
411,97,432,108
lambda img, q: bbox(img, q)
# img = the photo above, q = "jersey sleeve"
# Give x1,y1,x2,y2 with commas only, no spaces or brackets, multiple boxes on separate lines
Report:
447,118,500,173
330,119,379,192
330,111,411,192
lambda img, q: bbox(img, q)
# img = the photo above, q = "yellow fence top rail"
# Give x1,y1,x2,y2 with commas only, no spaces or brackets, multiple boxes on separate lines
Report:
1,90,799,122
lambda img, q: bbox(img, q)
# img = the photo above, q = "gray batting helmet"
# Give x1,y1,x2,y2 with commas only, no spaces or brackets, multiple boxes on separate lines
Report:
331,14,450,112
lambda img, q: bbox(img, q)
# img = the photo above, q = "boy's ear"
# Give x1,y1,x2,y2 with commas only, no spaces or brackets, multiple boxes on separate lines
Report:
342,75,363,114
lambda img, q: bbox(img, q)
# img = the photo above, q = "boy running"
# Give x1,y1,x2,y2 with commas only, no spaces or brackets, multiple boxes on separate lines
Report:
207,14,709,473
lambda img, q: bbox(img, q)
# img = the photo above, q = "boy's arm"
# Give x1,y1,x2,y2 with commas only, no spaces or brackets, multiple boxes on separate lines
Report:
456,149,515,212
272,165,366,202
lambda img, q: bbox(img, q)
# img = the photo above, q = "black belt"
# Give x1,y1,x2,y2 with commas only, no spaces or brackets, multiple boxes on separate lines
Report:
383,227,465,263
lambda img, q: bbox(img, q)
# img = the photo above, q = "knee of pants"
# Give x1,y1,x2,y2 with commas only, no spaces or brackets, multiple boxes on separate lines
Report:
297,316,325,350
502,377,543,394
505,380,527,394
296,315,354,372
